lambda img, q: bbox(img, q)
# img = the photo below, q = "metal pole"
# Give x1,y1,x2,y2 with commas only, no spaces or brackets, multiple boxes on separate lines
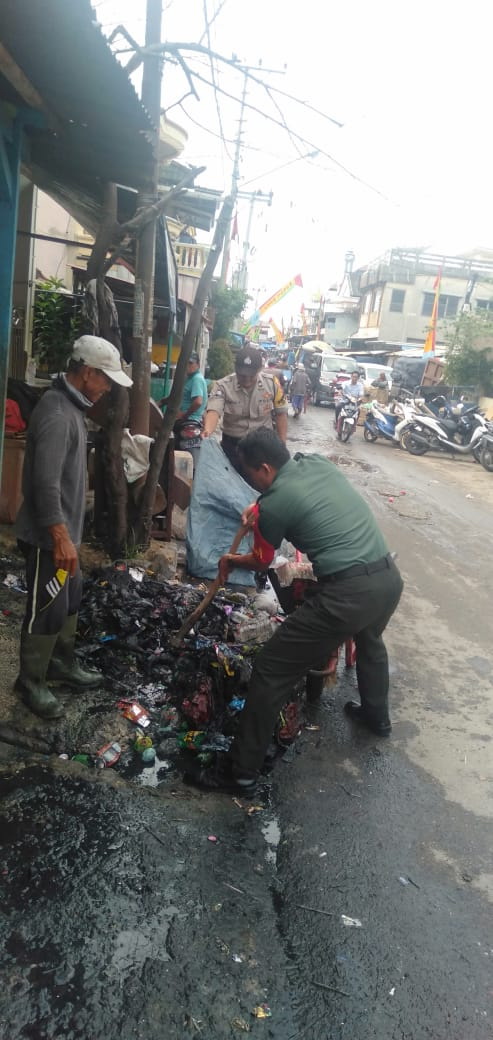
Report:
219,70,248,288
237,192,256,294
130,0,163,435
0,115,22,489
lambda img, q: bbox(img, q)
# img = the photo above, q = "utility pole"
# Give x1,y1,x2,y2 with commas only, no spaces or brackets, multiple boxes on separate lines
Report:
219,69,248,288
130,0,163,435
235,188,272,294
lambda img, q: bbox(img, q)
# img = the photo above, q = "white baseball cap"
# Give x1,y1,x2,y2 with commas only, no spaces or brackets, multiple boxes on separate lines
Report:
70,336,133,387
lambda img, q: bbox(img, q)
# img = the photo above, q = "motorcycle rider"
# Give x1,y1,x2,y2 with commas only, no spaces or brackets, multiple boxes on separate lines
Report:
334,370,365,429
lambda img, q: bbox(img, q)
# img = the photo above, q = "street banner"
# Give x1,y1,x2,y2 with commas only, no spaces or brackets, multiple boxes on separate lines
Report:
242,274,303,333
269,317,284,344
423,271,442,356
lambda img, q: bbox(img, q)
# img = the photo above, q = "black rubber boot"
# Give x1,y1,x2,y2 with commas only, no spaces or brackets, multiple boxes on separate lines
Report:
344,700,391,736
48,614,101,688
14,632,64,719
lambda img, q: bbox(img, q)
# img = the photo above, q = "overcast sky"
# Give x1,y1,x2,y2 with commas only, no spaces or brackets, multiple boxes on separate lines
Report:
94,0,493,316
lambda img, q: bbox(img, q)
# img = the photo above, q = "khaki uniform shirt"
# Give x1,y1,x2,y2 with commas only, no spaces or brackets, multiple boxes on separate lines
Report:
207,371,288,438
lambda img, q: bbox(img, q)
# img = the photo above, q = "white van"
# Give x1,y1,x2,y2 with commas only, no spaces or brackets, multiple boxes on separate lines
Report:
357,362,393,391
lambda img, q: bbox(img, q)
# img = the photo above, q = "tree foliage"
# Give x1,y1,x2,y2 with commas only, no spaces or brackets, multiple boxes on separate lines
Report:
33,277,80,373
444,311,493,395
209,285,248,341
207,339,234,379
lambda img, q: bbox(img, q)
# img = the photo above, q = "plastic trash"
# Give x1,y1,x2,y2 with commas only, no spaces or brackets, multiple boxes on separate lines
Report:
229,697,246,712
95,742,122,768
253,1004,272,1019
341,914,362,928
134,730,154,752
141,747,156,766
72,753,93,766
178,729,205,750
3,573,27,593
118,701,150,728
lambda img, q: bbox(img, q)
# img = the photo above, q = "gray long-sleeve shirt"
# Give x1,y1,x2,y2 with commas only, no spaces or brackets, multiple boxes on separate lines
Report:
16,376,90,550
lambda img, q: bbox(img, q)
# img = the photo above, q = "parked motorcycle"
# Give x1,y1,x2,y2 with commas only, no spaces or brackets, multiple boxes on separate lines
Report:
335,394,360,443
478,426,493,472
363,400,413,446
400,406,487,459
175,418,203,471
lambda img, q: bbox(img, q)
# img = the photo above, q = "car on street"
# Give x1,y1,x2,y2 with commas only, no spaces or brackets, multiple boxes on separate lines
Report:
312,353,362,406
357,362,393,391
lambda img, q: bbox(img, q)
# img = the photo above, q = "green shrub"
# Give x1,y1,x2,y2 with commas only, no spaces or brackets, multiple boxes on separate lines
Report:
207,339,234,380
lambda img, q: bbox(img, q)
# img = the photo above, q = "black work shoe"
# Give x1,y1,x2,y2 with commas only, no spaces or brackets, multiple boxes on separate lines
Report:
184,758,257,795
344,700,392,736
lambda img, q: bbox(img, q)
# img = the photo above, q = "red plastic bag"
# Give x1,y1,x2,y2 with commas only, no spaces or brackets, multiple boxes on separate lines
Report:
5,399,26,434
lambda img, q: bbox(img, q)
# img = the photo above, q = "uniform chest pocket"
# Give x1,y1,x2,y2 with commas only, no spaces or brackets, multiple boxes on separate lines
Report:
253,392,273,418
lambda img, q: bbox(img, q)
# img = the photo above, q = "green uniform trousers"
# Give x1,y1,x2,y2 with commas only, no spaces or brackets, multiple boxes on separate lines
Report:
232,559,403,776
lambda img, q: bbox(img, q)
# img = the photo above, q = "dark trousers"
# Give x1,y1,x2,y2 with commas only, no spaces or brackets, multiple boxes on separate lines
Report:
220,434,242,474
231,560,403,776
19,542,83,636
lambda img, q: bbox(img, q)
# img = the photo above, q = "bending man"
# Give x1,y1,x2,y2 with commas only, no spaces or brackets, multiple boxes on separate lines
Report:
191,428,403,794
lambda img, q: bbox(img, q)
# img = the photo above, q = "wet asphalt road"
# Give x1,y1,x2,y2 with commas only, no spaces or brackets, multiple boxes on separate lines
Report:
1,405,493,1040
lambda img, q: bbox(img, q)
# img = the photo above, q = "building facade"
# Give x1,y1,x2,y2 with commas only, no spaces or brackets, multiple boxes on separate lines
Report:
351,248,493,351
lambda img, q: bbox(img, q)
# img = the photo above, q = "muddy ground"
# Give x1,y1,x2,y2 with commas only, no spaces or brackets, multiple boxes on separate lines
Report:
1,408,493,1040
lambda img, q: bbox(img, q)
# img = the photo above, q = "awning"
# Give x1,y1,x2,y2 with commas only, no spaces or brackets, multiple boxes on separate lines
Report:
0,0,155,195
350,329,379,341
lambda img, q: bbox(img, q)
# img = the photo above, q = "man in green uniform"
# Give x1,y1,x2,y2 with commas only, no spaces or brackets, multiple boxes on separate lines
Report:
189,427,403,793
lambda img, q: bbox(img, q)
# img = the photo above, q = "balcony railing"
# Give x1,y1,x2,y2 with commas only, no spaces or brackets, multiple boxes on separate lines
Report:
175,243,210,276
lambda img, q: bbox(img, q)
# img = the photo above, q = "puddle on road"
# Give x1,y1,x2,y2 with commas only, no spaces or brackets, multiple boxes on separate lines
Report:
328,452,375,473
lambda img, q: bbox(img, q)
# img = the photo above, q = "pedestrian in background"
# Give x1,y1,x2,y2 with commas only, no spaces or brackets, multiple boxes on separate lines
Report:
290,363,308,418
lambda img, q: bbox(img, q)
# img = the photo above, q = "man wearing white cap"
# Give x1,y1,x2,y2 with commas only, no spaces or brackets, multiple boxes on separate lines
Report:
15,336,132,719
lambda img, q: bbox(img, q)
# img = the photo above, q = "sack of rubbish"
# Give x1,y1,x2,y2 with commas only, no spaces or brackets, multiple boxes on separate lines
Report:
186,438,255,585
229,609,275,644
272,554,314,587
253,580,279,616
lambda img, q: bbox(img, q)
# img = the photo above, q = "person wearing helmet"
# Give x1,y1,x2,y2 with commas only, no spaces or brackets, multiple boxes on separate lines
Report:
15,336,132,720
290,362,309,418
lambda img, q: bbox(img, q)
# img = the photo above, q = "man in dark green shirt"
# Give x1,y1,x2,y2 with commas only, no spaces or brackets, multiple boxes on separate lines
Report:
190,428,403,794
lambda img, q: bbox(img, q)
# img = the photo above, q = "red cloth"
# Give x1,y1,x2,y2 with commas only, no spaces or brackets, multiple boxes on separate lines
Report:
252,503,275,567
5,399,26,434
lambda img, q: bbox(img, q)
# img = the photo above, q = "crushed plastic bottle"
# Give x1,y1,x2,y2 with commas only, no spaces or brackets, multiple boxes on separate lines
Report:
95,742,122,768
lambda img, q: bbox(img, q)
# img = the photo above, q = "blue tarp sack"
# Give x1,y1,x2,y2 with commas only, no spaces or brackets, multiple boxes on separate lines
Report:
186,438,255,586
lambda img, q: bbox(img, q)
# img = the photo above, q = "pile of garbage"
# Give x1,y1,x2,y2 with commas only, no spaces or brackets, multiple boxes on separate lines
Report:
74,563,298,780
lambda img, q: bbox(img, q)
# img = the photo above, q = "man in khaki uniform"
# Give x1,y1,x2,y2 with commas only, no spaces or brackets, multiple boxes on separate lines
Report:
202,346,288,472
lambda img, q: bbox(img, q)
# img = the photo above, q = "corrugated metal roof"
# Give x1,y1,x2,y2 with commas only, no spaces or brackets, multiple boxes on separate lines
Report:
0,0,154,192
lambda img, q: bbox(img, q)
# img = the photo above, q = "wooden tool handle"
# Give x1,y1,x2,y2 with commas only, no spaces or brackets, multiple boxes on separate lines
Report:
172,523,248,644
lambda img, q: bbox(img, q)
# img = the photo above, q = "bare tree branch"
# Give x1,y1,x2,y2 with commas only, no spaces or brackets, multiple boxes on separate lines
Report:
201,0,232,161
198,0,229,44
131,42,344,129
102,165,206,273
134,195,234,547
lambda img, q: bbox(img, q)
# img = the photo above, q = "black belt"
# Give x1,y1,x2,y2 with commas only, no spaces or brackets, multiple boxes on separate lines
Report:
319,553,393,583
